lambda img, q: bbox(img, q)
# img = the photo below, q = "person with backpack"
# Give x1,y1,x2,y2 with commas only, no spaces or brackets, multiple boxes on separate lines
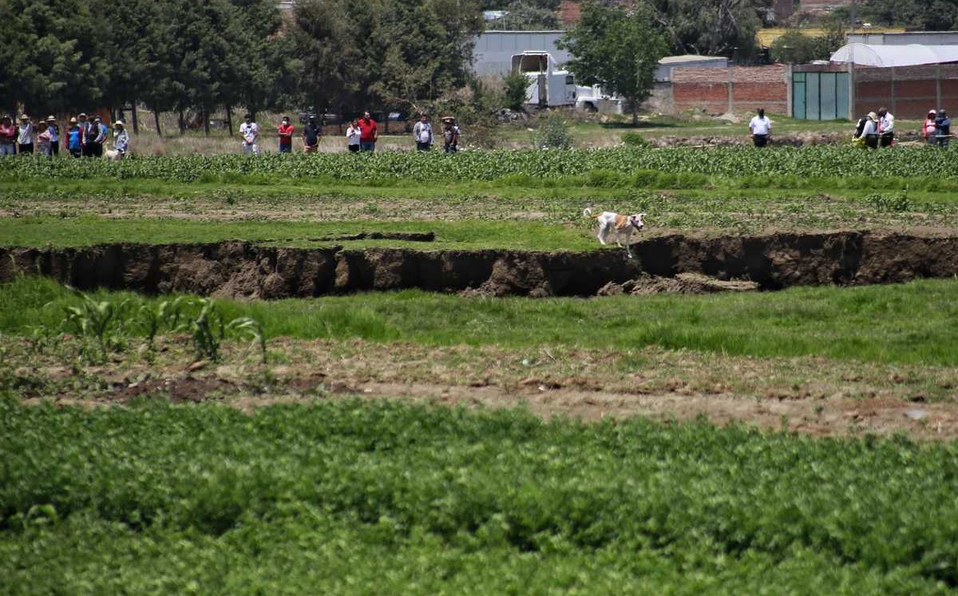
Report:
303,115,321,153
277,116,294,153
413,114,432,151
17,115,34,154
67,117,82,158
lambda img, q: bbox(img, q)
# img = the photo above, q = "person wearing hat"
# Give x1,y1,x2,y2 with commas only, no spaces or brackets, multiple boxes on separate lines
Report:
302,115,321,153
936,109,951,149
45,116,60,157
113,120,130,158
441,116,460,153
923,109,938,144
861,112,879,149
0,116,16,156
67,117,83,158
17,115,34,155
277,116,294,154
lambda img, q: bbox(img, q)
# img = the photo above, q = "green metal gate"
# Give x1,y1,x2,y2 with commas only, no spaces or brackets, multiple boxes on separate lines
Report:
793,72,849,120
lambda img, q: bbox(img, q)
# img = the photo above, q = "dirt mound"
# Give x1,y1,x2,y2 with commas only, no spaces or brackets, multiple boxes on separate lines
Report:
597,273,759,296
648,131,925,148
3,230,958,298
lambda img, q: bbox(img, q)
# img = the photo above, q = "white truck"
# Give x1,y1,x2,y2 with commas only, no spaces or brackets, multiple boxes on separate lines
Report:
510,51,619,112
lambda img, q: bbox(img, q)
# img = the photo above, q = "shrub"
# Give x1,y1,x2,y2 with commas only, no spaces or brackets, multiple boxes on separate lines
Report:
503,71,530,112
621,132,650,147
533,113,574,149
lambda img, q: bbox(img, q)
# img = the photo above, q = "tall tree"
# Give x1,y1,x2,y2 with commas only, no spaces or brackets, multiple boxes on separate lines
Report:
558,2,668,125
642,0,773,58
0,0,106,115
291,0,483,115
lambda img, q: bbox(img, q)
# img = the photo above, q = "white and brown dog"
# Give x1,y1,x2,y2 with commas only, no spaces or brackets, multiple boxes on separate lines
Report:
583,208,645,257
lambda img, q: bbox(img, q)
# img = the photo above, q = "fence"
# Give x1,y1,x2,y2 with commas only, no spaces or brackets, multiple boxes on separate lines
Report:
671,66,788,115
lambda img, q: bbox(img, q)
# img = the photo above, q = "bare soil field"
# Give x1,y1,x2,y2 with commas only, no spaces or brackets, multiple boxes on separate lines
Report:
10,337,958,439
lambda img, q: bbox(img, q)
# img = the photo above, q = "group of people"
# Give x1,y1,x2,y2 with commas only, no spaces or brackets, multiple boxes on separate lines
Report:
239,111,460,155
854,108,896,148
855,107,952,149
0,113,129,158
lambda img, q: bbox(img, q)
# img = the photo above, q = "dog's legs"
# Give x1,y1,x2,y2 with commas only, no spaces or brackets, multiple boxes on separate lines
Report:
597,224,609,245
623,227,633,258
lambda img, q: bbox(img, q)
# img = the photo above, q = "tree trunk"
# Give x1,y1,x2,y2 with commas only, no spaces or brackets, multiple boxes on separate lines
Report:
131,103,139,135
154,108,162,138
178,109,185,135
226,106,234,137
632,101,639,126
203,110,210,136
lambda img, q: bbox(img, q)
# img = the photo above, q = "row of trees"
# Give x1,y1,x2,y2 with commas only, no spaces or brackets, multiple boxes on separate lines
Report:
0,0,483,134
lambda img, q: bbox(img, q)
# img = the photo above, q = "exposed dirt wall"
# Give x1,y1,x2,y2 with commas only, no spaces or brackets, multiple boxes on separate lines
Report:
2,231,957,298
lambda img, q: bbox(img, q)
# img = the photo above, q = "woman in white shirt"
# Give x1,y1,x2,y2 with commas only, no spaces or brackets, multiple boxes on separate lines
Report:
861,112,879,149
346,120,361,153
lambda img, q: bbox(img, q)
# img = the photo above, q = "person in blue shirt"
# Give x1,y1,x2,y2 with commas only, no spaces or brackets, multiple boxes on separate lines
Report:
935,109,952,149
67,117,82,158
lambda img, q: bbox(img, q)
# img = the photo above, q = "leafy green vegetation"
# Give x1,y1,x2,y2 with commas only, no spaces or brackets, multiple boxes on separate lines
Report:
1,398,957,594
4,277,958,366
3,146,958,187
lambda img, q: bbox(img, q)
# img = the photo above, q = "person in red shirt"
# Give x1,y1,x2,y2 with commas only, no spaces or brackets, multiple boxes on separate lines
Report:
357,111,377,152
277,116,294,154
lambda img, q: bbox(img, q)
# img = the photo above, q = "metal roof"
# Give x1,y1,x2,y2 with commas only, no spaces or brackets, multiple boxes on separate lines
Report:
831,43,958,67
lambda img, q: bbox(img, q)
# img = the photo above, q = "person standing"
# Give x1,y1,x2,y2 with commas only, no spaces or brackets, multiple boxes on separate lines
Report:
17,115,34,154
441,117,460,153
46,116,60,157
240,114,260,155
113,120,130,158
0,116,16,156
877,107,895,148
748,108,771,147
79,113,93,157
303,115,321,153
346,119,361,152
67,117,83,158
923,109,938,144
413,114,432,151
36,122,52,157
357,111,377,152
861,112,879,149
936,109,951,149
277,116,294,153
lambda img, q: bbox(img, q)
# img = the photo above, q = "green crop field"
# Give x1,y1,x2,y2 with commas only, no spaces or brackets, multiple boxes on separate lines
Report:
4,144,958,593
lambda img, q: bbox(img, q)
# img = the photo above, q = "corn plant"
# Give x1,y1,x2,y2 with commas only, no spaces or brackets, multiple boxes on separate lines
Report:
62,292,128,362
227,317,268,364
190,299,225,362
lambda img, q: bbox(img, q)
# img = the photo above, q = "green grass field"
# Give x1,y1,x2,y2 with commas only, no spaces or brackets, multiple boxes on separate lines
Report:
2,398,957,595
4,140,958,593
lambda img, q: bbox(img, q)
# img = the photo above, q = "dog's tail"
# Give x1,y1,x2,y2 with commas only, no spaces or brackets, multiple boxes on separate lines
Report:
583,207,595,218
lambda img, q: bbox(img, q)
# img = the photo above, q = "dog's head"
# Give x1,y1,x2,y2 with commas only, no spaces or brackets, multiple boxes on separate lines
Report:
629,213,646,231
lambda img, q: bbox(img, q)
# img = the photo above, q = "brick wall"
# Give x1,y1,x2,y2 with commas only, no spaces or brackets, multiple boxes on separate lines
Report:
854,65,958,119
672,66,788,115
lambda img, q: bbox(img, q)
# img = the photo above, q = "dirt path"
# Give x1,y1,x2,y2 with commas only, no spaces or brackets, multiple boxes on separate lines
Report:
12,338,958,439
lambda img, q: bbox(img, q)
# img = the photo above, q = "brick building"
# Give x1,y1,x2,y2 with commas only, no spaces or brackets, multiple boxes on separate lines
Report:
671,66,789,114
